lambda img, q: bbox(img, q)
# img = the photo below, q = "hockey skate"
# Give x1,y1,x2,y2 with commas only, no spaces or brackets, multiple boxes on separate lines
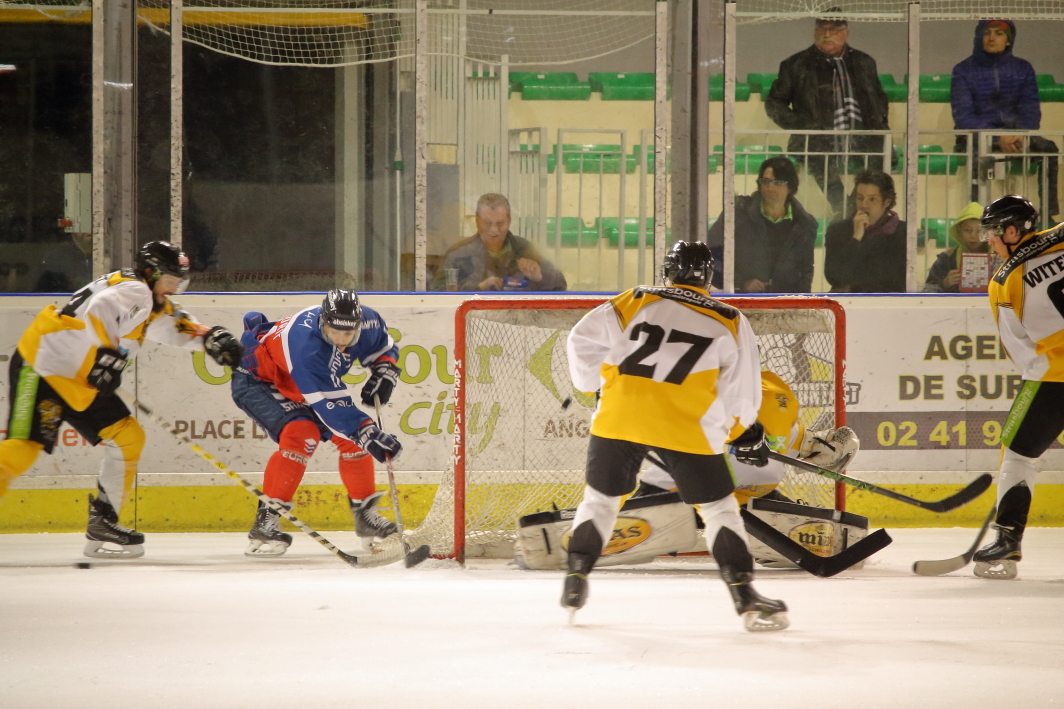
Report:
84,494,145,559
350,491,398,545
246,498,293,557
720,568,789,632
560,553,595,623
973,524,1022,580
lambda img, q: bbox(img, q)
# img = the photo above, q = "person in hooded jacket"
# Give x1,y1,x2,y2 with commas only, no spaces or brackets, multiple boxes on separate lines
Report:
951,19,1059,221
923,202,992,293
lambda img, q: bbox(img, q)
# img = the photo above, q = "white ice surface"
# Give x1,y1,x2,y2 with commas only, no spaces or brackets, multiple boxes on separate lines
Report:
1,528,1062,709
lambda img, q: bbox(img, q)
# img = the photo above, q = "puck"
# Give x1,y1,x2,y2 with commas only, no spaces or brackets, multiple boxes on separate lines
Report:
75,562,91,569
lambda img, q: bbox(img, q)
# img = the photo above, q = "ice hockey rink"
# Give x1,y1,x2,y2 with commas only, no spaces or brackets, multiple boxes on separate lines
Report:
1,528,1062,709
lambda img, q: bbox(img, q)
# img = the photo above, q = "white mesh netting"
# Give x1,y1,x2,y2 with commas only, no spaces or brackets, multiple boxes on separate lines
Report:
735,0,1063,22
369,298,842,564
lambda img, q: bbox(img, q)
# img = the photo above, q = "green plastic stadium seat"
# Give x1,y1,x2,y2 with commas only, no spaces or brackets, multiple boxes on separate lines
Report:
519,73,591,100
560,145,627,174
1036,74,1057,87
544,217,599,248
1039,85,1064,102
746,73,778,95
589,72,656,100
880,74,908,102
596,218,670,247
708,74,752,102
919,218,949,248
815,218,827,248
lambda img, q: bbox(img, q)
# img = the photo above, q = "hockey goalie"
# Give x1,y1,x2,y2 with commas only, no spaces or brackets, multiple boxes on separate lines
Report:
515,370,867,571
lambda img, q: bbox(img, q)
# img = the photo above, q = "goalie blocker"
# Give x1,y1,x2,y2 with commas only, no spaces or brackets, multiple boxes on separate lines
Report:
515,493,871,571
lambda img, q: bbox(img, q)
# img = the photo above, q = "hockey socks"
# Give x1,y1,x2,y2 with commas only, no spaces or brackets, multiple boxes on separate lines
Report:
0,438,43,499
337,439,375,501
262,420,320,501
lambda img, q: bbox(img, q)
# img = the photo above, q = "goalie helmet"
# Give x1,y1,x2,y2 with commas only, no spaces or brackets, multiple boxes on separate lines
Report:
661,240,713,288
134,241,190,284
321,289,363,331
980,195,1038,241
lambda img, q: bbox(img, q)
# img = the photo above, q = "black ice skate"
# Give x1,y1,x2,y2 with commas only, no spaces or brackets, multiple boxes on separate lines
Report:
84,493,145,559
973,524,1022,580
350,491,398,543
560,553,594,623
721,567,789,632
246,498,293,557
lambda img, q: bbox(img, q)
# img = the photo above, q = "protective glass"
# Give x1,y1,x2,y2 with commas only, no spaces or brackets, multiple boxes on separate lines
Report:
323,323,360,348
980,224,1004,243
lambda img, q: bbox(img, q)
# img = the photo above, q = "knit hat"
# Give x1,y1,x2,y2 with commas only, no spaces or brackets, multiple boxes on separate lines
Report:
986,20,1014,44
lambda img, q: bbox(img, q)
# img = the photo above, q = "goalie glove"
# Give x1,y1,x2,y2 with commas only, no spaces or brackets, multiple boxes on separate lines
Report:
729,421,770,468
87,347,127,396
799,426,860,472
361,360,400,406
355,422,403,463
203,326,244,367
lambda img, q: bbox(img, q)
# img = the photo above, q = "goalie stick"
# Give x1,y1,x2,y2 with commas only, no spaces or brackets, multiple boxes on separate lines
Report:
118,389,426,569
373,395,432,568
767,451,992,513
912,505,997,576
740,508,892,577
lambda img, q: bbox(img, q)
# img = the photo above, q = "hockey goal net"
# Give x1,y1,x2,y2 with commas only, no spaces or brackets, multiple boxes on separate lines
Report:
379,296,845,564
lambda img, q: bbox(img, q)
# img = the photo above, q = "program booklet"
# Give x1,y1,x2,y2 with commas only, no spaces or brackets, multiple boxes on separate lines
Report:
960,252,992,293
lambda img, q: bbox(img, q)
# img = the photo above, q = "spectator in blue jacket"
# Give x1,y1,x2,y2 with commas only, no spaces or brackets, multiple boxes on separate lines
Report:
951,20,1059,221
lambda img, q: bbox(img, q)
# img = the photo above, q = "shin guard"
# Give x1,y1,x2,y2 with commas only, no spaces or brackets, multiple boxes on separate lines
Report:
263,420,320,502
96,417,145,515
337,438,375,501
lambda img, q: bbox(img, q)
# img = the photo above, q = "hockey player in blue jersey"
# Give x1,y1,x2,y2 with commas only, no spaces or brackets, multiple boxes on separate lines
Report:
231,289,403,556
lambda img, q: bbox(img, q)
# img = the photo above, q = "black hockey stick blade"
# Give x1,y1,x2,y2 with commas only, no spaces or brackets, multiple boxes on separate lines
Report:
912,505,997,576
404,544,432,568
767,451,993,512
740,509,892,577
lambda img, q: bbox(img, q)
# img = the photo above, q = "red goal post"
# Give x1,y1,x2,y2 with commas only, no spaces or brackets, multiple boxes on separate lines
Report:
444,295,846,563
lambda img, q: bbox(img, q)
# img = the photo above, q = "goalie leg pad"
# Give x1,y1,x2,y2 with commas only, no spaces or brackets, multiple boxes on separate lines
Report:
515,491,701,570
744,497,870,569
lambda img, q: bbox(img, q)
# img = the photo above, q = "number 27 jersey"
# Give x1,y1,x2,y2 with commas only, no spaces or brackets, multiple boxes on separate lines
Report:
567,285,762,455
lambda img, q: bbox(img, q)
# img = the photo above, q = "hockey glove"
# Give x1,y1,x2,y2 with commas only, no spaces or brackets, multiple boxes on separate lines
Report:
204,326,244,367
361,361,400,406
355,422,403,463
87,347,127,396
729,421,770,468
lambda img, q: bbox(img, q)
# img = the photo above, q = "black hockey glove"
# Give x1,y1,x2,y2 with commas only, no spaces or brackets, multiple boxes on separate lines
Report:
729,421,770,468
355,422,403,463
361,361,401,406
204,326,244,368
87,347,127,396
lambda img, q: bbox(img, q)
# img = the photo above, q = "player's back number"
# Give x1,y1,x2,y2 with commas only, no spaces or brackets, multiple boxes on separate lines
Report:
618,323,714,385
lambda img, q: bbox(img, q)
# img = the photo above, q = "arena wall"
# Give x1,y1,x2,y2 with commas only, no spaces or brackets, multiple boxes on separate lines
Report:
1,293,1060,535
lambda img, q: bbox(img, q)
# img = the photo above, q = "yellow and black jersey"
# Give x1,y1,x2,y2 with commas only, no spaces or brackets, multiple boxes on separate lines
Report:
567,285,761,455
16,270,203,411
989,223,1064,381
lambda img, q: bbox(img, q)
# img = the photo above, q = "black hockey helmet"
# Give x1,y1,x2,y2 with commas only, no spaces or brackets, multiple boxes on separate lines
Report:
321,289,363,331
980,195,1039,242
661,241,713,288
134,241,190,289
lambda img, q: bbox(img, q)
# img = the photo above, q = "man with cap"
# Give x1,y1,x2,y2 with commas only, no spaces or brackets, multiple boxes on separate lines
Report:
951,20,1059,222
765,10,891,217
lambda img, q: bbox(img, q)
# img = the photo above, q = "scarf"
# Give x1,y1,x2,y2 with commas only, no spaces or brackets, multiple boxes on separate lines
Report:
830,52,863,151
864,209,900,238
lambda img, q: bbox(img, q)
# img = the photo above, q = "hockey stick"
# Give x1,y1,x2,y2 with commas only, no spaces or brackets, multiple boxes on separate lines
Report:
373,395,432,568
767,451,992,513
912,505,997,576
740,508,892,577
117,389,400,569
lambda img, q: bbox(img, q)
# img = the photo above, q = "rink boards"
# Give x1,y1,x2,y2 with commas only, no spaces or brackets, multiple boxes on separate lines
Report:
0,292,1061,532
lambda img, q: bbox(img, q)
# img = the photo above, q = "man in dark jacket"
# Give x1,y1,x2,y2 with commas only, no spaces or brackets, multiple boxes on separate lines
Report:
951,19,1059,221
430,193,567,291
824,170,906,293
708,157,818,293
765,15,891,217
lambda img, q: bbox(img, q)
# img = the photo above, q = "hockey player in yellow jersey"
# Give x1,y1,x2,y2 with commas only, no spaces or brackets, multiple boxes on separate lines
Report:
0,242,243,559
561,240,788,632
978,195,1064,579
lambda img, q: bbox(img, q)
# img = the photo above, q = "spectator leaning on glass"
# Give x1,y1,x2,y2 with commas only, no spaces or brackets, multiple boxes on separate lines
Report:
430,193,566,292
824,170,906,293
951,20,1060,222
922,202,989,293
764,11,891,217
707,156,818,293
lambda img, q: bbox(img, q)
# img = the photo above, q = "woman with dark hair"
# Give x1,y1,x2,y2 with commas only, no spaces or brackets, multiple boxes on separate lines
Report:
707,156,819,293
823,169,907,292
